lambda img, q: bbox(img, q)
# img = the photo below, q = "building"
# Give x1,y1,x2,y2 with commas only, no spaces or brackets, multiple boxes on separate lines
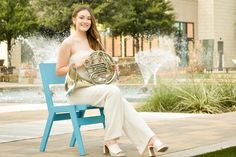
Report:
103,0,236,69
1,0,236,70
172,0,236,69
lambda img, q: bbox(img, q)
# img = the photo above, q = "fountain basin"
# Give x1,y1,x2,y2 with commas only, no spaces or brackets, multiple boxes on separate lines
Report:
0,83,151,103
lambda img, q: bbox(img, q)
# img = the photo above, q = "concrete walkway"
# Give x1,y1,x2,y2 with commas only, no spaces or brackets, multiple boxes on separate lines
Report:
0,103,236,157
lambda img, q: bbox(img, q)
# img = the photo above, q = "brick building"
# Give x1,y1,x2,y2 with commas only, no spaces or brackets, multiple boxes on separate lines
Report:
1,0,236,70
100,0,236,69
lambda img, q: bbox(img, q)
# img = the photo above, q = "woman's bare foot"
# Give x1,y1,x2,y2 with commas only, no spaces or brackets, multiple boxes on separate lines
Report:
104,139,125,156
148,135,158,146
148,135,168,155
105,139,117,146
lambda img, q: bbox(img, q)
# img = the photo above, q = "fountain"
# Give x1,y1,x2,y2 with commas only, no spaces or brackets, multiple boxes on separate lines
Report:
0,35,183,103
23,36,60,65
18,36,61,84
0,36,62,103
135,36,178,93
0,36,144,103
135,48,177,87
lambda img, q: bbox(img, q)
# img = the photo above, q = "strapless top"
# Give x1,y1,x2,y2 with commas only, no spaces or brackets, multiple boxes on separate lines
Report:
69,51,93,65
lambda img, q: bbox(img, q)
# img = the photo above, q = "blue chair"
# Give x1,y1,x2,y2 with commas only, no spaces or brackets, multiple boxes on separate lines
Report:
39,63,105,156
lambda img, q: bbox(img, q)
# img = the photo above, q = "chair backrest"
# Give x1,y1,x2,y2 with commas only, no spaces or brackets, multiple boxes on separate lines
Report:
39,63,65,109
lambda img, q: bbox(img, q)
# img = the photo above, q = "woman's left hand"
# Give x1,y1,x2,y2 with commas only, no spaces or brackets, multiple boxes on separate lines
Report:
114,64,120,73
114,64,120,80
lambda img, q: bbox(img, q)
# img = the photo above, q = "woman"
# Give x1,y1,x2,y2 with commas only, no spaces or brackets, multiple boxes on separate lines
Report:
56,6,168,157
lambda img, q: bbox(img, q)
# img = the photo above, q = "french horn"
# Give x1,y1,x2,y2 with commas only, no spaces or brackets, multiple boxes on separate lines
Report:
65,50,118,96
83,50,117,84
65,38,118,96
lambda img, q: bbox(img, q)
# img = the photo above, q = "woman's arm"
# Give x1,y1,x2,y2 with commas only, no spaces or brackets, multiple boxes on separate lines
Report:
56,40,71,76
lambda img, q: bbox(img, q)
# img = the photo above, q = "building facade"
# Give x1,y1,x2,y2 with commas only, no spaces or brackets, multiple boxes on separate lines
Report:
100,0,236,69
1,0,236,70
172,0,236,69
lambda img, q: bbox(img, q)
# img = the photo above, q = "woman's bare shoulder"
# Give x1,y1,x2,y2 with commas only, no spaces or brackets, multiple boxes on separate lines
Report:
61,36,74,47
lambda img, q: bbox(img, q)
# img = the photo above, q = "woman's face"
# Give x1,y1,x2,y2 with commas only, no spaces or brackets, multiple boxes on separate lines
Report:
73,9,92,32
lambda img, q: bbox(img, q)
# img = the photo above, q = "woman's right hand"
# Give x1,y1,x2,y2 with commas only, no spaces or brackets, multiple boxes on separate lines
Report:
69,63,83,71
74,63,83,69
75,55,89,69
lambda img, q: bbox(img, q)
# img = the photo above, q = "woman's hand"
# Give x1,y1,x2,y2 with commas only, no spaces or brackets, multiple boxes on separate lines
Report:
74,62,83,69
114,64,120,73
114,64,120,80
75,56,89,69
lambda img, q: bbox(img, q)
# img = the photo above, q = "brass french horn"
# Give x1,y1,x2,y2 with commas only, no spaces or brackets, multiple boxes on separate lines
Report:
65,40,118,96
83,50,117,84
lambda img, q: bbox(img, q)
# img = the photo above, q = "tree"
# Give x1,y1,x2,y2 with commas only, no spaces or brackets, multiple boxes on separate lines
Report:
35,0,105,37
34,0,176,53
94,0,176,52
0,0,38,66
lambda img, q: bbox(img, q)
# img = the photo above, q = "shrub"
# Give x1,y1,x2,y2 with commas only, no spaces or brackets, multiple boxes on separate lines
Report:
138,77,236,114
138,82,181,112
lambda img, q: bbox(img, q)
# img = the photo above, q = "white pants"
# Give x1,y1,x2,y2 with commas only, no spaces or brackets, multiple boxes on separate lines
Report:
67,84,155,154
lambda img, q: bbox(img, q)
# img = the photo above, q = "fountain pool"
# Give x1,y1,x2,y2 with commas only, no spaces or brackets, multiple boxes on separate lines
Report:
0,84,150,103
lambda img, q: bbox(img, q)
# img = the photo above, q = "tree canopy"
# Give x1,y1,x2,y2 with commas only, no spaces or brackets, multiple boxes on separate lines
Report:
0,0,38,66
94,0,176,51
0,0,176,65
96,0,175,36
35,0,105,37
35,0,176,38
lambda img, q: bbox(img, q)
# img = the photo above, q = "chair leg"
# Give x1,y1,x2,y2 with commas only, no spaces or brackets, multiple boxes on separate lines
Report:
70,111,85,147
69,132,76,147
99,108,106,128
70,109,86,156
40,113,55,152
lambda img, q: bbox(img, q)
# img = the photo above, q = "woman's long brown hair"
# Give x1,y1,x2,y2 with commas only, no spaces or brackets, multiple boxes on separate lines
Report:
72,6,103,51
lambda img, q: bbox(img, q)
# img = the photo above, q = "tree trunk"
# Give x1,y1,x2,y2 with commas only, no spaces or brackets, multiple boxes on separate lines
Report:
135,37,140,53
7,37,12,67
141,37,143,51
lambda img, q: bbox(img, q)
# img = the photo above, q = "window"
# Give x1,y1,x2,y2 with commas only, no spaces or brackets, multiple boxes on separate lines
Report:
175,21,194,41
174,21,194,67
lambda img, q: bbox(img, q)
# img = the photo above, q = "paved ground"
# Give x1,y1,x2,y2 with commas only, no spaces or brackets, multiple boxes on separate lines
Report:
0,103,236,157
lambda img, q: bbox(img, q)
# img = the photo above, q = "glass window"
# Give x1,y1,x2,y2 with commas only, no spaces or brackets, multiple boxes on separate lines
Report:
175,21,194,40
187,23,194,38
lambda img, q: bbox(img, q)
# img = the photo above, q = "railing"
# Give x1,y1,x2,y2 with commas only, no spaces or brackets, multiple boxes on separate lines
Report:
205,67,236,73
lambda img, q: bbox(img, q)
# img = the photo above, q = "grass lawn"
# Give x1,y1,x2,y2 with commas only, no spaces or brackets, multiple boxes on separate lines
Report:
194,146,236,157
